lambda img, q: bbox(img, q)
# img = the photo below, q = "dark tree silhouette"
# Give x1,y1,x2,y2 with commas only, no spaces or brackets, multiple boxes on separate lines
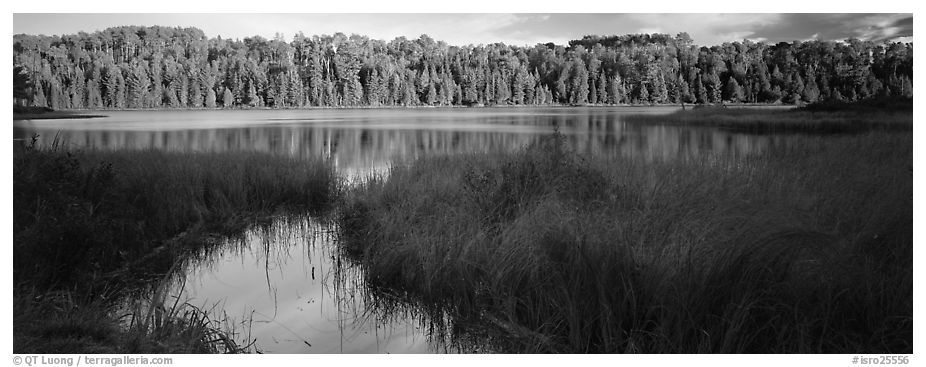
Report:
13,66,32,105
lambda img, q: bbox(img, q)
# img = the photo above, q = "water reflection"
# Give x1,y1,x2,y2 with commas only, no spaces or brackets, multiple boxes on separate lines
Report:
13,107,788,178
161,217,460,353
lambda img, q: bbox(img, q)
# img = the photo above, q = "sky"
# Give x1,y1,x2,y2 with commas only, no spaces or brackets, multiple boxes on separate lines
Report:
12,13,913,47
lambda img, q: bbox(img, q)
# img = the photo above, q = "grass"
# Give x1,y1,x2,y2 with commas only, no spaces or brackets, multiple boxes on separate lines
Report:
338,130,912,353
14,288,253,353
623,97,912,134
13,139,340,353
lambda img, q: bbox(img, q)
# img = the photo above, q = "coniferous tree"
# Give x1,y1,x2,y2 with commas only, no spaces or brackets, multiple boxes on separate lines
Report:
127,63,150,108
570,60,589,104
178,72,189,107
86,79,103,109
638,81,649,104
678,73,693,103
696,74,708,104
33,80,48,107
205,87,216,108
495,72,510,104
70,66,86,108
222,87,234,107
462,68,478,105
524,72,537,105
597,72,608,104
589,74,598,104
512,67,527,105
651,69,668,104
706,70,722,103
790,72,805,99
609,75,624,104
803,70,820,103
724,77,744,102
246,81,259,107
102,65,125,108
189,74,203,108
555,72,568,103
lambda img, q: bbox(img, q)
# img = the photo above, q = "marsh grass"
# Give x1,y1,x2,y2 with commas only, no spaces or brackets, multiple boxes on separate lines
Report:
624,97,912,134
15,287,256,353
13,140,339,353
119,278,258,353
339,130,912,353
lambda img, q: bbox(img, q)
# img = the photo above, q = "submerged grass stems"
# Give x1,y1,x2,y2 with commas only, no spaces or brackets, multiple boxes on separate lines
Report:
14,142,340,353
339,130,911,353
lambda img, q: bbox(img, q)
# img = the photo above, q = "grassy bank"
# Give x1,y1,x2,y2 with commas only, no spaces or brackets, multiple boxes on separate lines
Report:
339,131,912,353
623,97,912,133
14,141,340,353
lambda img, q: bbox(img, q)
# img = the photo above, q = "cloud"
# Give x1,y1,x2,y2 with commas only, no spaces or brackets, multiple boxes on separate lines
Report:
486,13,912,46
488,13,784,46
13,13,913,47
742,14,912,43
196,14,530,46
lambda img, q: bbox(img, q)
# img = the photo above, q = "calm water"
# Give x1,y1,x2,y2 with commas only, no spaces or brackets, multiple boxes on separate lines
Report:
14,107,792,353
162,218,457,353
13,107,790,178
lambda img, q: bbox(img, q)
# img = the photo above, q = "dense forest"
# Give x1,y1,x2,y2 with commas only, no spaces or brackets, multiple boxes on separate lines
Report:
12,26,914,109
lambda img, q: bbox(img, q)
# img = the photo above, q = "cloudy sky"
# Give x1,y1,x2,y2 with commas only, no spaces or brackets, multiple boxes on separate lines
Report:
13,13,912,47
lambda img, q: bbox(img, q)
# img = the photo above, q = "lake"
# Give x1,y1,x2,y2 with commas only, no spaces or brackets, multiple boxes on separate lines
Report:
13,107,794,353
13,107,792,177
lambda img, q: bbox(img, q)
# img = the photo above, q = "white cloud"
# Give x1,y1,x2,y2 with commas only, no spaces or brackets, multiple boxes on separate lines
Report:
13,13,913,47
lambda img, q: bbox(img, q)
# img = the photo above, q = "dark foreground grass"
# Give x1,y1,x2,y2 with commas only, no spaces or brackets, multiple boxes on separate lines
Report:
339,131,912,353
624,97,912,134
14,141,339,353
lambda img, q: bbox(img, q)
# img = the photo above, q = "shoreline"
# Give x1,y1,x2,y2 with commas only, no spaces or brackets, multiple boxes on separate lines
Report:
13,102,797,116
13,111,108,120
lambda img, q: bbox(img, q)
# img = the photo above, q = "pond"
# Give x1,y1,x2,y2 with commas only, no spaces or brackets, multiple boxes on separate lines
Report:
13,107,794,353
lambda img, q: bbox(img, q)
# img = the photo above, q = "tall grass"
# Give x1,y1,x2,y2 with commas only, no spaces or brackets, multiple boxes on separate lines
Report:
339,131,912,353
14,142,339,289
14,287,255,353
13,141,340,353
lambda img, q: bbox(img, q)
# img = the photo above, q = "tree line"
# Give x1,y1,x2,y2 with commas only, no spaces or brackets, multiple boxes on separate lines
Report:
12,26,913,109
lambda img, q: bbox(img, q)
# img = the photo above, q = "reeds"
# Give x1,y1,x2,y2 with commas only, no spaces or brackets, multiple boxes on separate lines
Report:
13,141,340,353
14,287,256,353
14,142,339,289
339,130,912,353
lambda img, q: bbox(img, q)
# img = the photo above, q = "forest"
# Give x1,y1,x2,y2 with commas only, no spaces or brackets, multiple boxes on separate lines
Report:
12,26,914,109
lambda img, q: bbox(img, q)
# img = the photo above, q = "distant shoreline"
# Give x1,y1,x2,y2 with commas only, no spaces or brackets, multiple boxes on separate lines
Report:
13,102,796,117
